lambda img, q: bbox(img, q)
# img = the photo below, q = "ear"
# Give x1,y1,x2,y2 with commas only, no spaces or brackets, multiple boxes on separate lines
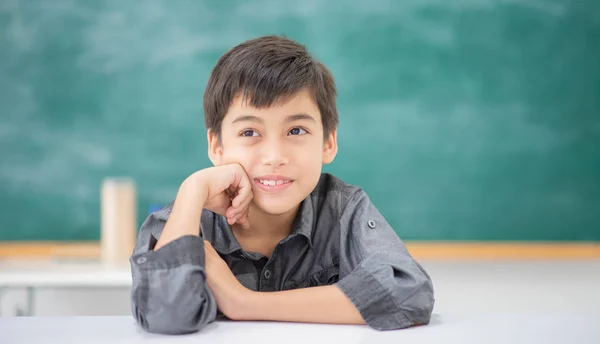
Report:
207,129,224,166
322,130,338,164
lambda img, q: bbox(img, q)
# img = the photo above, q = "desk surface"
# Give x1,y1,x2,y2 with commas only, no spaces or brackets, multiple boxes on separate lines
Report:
1,313,599,344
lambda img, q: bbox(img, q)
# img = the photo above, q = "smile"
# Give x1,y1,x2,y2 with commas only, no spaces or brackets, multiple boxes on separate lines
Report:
258,179,290,186
254,176,294,192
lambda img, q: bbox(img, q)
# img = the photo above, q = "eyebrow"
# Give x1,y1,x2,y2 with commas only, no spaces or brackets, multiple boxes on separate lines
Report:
284,113,317,124
231,113,317,125
231,115,264,125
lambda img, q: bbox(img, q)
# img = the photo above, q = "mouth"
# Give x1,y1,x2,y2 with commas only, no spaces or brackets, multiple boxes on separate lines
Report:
254,175,294,192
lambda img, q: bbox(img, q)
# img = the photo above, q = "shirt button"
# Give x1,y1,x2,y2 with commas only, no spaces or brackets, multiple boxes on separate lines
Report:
264,270,272,279
136,257,147,264
368,220,376,229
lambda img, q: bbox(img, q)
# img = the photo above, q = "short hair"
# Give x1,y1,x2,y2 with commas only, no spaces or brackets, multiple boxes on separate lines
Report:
203,35,338,140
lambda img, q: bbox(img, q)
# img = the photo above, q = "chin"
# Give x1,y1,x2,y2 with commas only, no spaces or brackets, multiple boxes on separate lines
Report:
252,196,300,216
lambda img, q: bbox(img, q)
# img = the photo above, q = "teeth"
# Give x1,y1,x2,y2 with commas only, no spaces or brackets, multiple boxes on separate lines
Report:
259,179,289,186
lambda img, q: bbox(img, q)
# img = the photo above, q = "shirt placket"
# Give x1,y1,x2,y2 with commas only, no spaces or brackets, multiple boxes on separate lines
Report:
259,245,282,291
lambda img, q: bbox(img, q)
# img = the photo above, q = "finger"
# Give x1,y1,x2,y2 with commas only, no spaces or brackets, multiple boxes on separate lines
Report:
226,184,237,199
235,191,252,216
238,206,248,220
231,191,246,208
227,190,252,218
240,189,253,208
225,206,239,219
236,208,250,230
231,167,252,208
227,199,246,217
232,192,253,218
226,203,250,227
234,212,243,224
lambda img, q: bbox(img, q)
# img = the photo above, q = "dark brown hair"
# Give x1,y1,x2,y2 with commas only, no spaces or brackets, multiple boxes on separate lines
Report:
203,35,338,141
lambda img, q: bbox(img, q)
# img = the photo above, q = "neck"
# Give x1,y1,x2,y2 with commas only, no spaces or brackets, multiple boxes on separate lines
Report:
233,202,299,239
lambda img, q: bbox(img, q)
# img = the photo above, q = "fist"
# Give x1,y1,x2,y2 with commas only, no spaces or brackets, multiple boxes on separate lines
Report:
198,164,253,227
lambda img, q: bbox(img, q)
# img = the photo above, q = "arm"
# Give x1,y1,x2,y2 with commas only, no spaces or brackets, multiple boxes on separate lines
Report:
202,187,433,329
238,286,365,324
334,188,435,330
129,173,216,334
130,165,253,334
202,241,364,324
155,172,207,250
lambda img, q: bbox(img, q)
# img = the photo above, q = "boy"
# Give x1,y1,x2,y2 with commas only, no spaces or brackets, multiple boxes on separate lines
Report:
130,35,434,334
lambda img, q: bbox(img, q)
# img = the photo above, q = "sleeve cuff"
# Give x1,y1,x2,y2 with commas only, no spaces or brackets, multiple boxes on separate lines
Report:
130,234,206,270
336,266,413,330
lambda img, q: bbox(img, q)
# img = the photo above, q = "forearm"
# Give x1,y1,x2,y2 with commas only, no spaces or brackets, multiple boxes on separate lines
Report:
155,172,207,250
238,285,365,325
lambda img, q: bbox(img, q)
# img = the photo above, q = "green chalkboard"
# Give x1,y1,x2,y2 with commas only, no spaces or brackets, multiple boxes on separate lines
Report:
1,0,599,241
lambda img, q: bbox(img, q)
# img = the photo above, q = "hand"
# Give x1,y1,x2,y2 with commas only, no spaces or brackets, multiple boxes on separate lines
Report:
204,240,252,320
197,164,253,228
155,164,252,251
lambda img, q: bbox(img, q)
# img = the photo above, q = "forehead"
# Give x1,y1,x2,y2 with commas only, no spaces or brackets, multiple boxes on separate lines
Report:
225,88,321,123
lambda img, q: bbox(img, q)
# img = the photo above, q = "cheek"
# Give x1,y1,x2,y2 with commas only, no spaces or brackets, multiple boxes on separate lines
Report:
295,143,323,165
222,146,257,167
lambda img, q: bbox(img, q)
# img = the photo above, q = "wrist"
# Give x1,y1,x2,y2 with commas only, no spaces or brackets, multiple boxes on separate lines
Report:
181,170,210,203
156,171,208,249
231,289,260,321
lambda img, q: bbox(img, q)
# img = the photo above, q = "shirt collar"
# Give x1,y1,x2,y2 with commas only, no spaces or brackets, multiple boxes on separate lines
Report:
211,214,243,255
210,196,315,255
286,196,315,248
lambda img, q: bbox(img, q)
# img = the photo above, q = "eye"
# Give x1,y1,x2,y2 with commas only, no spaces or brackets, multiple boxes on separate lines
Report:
240,130,259,137
288,127,308,136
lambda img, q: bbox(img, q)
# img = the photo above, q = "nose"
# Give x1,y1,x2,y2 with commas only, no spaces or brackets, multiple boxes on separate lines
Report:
260,137,289,168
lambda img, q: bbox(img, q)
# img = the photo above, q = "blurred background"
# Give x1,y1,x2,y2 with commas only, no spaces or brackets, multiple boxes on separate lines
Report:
0,0,599,317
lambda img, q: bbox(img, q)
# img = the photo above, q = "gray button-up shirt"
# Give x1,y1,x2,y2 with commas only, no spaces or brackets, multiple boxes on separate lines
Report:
130,173,435,334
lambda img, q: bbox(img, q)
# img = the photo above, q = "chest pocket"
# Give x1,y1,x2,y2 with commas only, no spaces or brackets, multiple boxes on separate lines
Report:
284,265,340,290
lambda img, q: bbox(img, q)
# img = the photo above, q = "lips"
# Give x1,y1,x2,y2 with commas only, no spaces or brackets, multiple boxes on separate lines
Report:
254,175,293,192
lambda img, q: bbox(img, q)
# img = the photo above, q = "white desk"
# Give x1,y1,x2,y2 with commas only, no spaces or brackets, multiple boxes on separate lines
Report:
2,260,600,317
0,260,131,315
1,313,599,344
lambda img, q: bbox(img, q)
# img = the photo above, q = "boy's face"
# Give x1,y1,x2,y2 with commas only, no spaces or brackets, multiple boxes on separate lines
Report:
208,88,337,216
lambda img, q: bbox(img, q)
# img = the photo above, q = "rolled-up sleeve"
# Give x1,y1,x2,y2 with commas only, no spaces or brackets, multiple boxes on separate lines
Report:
129,208,217,334
335,188,435,330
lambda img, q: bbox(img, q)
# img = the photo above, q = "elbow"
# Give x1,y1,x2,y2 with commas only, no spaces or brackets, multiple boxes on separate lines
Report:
338,265,434,331
394,272,435,328
128,234,214,334
130,286,217,335
373,271,435,331
132,309,200,335
410,279,435,325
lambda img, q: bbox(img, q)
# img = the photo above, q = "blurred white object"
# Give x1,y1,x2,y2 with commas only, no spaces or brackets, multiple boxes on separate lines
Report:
0,260,131,316
0,260,131,288
101,178,137,265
